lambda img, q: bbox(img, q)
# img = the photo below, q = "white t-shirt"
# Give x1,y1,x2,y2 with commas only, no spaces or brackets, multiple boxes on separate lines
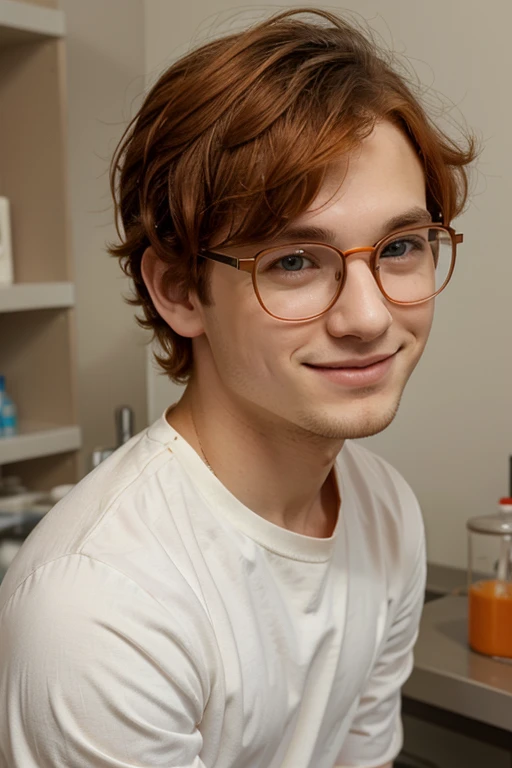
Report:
0,409,426,768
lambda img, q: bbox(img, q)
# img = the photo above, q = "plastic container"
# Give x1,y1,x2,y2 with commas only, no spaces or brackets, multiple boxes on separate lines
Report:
0,375,18,437
467,498,512,658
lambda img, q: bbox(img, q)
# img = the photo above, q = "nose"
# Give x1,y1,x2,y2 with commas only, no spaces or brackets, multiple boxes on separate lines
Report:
324,257,393,341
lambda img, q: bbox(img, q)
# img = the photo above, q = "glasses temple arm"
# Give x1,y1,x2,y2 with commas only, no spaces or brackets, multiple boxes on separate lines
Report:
199,250,240,268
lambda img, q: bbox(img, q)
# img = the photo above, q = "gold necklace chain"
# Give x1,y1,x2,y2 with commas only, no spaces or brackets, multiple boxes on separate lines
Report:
191,410,215,475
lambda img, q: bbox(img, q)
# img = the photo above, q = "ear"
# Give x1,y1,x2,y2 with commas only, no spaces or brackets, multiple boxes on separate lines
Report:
141,247,205,338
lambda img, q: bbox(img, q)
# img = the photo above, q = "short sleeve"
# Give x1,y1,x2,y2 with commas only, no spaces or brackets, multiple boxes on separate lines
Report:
0,554,214,768
335,522,426,768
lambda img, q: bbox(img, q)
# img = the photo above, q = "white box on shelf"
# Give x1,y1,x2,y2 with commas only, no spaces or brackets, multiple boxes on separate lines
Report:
0,197,13,285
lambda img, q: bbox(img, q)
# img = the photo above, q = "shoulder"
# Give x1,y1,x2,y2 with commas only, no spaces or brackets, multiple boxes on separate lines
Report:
0,552,219,767
0,413,190,611
340,440,421,512
0,553,214,663
339,439,423,529
337,440,425,586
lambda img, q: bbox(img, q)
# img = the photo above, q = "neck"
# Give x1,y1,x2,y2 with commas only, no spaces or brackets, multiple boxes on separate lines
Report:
168,382,343,539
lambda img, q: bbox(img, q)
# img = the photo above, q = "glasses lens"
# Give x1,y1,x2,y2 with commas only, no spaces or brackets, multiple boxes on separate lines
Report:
377,227,454,303
255,244,344,319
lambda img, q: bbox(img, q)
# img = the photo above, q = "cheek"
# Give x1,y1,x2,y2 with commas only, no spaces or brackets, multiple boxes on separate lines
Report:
203,289,309,387
204,266,324,389
418,301,435,336
395,301,434,344
202,281,284,377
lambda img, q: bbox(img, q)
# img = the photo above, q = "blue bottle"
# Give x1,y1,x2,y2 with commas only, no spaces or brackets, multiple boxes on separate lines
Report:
0,375,18,437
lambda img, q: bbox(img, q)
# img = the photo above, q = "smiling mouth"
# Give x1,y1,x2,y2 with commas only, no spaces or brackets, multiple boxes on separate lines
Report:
302,351,399,387
304,351,398,370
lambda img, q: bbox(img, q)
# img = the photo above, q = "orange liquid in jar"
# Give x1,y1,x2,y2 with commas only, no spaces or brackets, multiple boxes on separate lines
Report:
468,579,512,658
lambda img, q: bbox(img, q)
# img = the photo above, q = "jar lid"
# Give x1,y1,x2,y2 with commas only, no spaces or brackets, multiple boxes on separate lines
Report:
467,511,512,535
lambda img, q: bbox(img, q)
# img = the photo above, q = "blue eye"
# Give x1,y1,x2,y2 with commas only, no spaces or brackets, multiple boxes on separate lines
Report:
380,236,424,259
258,247,325,280
278,255,309,271
270,251,317,272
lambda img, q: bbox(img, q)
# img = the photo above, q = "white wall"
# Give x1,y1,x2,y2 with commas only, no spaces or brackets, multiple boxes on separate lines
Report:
63,0,148,471
143,1,512,569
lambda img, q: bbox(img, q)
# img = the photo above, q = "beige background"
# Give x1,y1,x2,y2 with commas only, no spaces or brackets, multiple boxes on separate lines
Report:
143,1,512,570
62,0,147,471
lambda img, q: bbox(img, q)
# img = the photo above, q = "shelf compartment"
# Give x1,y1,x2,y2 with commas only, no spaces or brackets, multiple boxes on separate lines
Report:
0,0,80,489
0,0,65,45
0,282,74,312
0,308,78,431
0,424,81,464
0,38,70,282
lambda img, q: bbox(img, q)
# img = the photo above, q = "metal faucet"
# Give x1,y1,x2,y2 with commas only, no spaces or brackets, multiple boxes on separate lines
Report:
91,406,135,469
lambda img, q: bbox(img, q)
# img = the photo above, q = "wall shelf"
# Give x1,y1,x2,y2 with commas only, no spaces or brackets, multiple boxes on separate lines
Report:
0,424,82,464
0,0,65,45
0,1,81,485
0,282,74,313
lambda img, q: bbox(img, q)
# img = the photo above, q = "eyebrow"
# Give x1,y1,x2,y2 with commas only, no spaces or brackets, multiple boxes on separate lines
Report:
277,207,433,245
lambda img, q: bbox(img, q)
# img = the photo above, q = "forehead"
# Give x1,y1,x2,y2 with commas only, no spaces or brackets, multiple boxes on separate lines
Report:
294,120,427,247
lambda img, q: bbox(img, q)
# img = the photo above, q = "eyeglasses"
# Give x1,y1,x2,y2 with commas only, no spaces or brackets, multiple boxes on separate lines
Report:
199,224,462,322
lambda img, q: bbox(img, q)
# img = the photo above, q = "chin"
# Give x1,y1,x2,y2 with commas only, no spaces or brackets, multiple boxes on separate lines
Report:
296,391,402,441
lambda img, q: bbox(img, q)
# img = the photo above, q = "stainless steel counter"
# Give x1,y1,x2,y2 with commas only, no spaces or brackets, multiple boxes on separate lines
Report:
403,596,512,734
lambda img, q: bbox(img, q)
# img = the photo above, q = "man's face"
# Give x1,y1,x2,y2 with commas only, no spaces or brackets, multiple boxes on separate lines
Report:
195,120,435,440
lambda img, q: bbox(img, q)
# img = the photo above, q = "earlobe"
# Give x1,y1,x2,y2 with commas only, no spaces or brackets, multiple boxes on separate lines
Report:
140,247,205,339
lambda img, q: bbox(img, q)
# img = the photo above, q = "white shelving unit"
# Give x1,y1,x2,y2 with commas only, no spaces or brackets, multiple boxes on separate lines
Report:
0,425,81,465
0,0,81,486
0,0,64,44
0,282,74,313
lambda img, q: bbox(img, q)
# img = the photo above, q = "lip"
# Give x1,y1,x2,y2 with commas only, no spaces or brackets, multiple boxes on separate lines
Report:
308,352,397,369
304,351,398,387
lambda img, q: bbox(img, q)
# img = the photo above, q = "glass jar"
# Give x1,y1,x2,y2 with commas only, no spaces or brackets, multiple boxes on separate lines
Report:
466,498,512,659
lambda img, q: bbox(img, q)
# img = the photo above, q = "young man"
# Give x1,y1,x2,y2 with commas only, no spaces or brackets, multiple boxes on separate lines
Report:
0,8,474,768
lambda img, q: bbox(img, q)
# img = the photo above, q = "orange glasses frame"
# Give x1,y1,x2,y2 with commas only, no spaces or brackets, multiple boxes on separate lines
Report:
199,224,463,322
